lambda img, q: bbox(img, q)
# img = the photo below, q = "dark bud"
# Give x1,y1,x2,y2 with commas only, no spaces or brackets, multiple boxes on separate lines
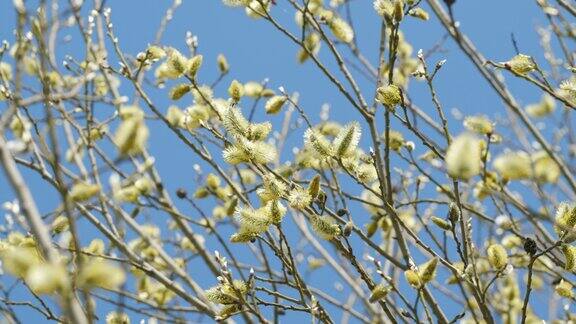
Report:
343,221,354,237
451,313,466,322
176,188,187,199
523,237,537,255
337,208,348,217
448,203,460,224
250,238,256,243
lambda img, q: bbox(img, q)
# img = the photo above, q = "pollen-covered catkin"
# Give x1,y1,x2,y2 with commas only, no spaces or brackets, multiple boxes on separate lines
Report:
333,122,361,158
505,54,536,75
376,84,402,109
304,128,334,157
445,133,482,180
25,263,67,295
288,187,312,210
165,48,188,78
562,245,576,271
235,206,271,235
487,244,508,270
310,214,341,240
267,200,287,224
493,151,532,181
328,17,354,43
223,105,250,138
555,202,576,235
77,259,126,290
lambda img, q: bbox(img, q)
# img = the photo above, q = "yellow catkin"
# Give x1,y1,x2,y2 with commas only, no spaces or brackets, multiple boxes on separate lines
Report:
404,269,422,288
310,214,341,240
487,244,508,270
308,174,321,200
376,84,402,109
333,122,361,158
419,258,438,284
25,263,67,295
505,54,536,75
493,151,532,181
555,280,574,298
69,182,101,202
264,95,287,114
369,284,392,303
77,260,126,290
562,245,576,271
445,133,482,180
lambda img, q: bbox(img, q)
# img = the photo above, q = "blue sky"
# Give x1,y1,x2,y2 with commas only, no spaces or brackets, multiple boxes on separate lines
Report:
0,0,559,322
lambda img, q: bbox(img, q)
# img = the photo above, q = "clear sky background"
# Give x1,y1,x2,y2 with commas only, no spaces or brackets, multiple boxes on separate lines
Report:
0,0,559,322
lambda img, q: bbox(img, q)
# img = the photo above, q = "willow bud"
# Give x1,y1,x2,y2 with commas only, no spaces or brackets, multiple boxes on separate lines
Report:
217,54,229,74
308,174,321,200
342,221,354,237
419,258,438,284
393,0,404,22
69,182,101,202
169,84,191,100
555,280,574,298
328,17,354,43
206,173,221,190
562,245,576,271
147,45,166,61
186,54,203,78
408,7,429,20
463,116,494,135
51,216,69,234
228,80,244,103
404,269,422,288
264,95,287,114
431,216,451,231
369,283,392,303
